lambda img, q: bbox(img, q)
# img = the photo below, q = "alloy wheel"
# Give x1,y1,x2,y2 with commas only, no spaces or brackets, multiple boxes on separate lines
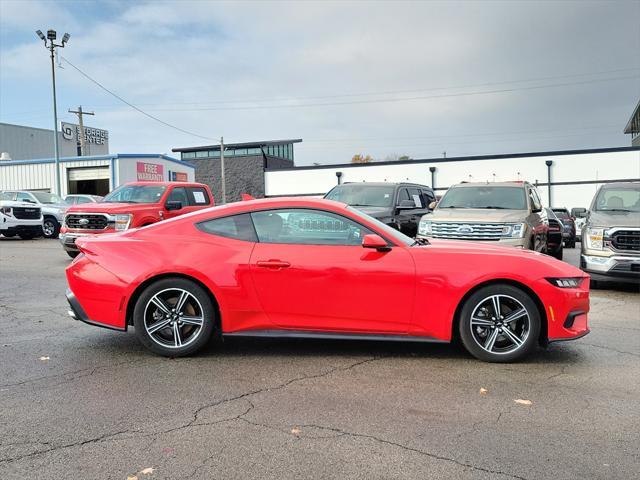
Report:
43,220,55,237
143,288,205,349
469,294,531,355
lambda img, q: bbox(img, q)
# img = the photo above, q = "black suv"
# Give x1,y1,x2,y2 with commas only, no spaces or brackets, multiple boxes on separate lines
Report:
324,182,435,237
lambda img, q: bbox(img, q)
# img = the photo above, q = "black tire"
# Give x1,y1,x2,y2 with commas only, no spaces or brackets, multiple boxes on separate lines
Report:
42,217,60,239
18,232,37,240
133,277,216,357
553,247,563,261
67,251,80,258
458,284,541,363
2,232,16,238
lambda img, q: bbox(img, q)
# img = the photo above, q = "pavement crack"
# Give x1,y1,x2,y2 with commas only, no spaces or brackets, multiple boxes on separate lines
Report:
582,342,640,358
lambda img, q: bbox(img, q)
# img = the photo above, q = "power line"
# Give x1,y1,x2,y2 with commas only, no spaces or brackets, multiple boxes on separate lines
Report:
60,56,218,141
82,66,640,109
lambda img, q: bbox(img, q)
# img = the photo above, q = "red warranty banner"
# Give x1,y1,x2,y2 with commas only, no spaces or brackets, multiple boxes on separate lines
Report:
137,162,164,182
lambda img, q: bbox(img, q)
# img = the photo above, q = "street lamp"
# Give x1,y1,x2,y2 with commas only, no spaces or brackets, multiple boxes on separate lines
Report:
35,29,70,196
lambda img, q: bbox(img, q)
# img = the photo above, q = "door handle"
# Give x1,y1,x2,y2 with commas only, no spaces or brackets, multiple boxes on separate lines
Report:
256,260,291,270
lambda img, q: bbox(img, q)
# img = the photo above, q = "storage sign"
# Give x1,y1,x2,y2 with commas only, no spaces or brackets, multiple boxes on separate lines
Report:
136,162,164,182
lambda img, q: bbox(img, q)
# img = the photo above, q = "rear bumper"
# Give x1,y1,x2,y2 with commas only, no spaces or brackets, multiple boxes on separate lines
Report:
66,289,125,331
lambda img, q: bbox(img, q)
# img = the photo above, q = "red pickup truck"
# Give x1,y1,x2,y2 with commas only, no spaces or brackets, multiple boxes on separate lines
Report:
60,181,214,258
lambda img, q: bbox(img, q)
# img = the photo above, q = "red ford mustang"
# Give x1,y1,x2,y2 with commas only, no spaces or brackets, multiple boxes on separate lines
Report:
65,197,590,362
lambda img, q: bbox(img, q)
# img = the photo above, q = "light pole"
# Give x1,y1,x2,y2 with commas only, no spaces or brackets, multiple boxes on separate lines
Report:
36,29,70,197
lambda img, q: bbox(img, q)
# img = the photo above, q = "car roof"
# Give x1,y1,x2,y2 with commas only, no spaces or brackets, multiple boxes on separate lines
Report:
121,181,207,187
341,182,432,188
451,181,529,188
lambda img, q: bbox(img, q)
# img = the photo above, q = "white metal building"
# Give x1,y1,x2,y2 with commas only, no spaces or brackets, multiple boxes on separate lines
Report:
0,154,195,197
264,147,640,209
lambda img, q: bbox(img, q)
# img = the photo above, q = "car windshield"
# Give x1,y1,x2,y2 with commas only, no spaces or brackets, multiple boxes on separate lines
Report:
103,185,167,204
347,206,414,246
593,186,640,212
553,210,571,220
325,185,395,207
438,186,527,210
31,192,63,204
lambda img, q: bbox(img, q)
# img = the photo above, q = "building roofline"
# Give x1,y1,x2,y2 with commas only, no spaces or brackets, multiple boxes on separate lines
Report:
623,98,640,134
0,122,56,134
172,139,303,153
0,153,194,169
265,145,640,172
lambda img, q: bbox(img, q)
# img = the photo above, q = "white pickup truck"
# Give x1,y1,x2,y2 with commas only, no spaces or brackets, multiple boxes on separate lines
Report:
0,200,43,239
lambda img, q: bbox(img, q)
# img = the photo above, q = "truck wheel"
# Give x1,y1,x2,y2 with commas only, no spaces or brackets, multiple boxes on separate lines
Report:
42,217,60,239
2,232,16,238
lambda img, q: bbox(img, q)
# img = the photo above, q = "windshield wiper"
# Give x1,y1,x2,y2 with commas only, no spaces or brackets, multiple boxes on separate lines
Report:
481,206,510,209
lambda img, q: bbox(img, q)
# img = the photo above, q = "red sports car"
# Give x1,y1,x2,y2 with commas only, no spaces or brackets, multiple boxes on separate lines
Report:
65,198,590,362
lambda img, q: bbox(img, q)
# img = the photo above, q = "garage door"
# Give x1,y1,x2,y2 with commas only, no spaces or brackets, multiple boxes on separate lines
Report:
67,167,110,181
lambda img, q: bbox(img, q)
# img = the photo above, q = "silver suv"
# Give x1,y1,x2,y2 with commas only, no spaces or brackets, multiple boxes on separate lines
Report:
578,182,640,285
417,181,547,251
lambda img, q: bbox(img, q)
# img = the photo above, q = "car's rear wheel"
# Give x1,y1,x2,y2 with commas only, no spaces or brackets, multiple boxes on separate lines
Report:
133,278,216,357
458,284,540,362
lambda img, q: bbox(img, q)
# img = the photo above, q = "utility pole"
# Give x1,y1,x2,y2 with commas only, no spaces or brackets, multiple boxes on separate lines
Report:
68,106,94,156
36,29,70,197
220,137,226,204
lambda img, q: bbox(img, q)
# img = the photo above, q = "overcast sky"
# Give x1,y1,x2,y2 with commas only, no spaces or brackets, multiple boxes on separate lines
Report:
1,0,639,165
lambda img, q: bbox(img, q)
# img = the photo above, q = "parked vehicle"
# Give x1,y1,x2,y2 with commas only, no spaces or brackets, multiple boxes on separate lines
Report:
571,207,587,239
552,208,577,247
417,181,548,251
66,197,590,362
0,190,67,239
324,182,435,237
64,194,103,205
578,182,640,285
60,181,214,258
544,208,564,260
0,200,43,239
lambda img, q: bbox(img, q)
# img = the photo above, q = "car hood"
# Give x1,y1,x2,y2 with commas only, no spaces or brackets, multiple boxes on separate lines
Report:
66,202,156,214
414,239,585,277
1,200,39,209
588,210,640,228
350,206,392,217
425,208,528,223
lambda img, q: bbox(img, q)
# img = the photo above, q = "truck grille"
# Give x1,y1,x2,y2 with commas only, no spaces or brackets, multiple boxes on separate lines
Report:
12,207,41,220
610,230,640,252
65,214,110,230
430,222,504,241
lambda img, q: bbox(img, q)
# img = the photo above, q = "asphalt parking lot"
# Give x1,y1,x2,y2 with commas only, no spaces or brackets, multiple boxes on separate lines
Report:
0,238,638,480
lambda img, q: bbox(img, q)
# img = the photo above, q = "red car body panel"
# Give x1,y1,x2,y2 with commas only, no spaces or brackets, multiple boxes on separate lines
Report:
66,198,589,344
60,181,214,237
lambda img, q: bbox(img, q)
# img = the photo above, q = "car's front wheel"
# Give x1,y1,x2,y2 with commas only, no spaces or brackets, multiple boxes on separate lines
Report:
42,217,60,239
458,284,541,362
133,278,216,357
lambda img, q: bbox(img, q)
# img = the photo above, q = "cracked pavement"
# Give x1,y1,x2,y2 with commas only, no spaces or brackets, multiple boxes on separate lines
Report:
1,238,638,479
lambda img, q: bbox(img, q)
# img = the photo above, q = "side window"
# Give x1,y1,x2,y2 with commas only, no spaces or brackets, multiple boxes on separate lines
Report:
17,192,34,203
197,214,256,242
251,209,373,246
397,188,411,205
187,187,211,206
0,192,15,201
76,197,91,204
408,188,423,207
422,189,436,207
528,188,542,211
167,187,189,205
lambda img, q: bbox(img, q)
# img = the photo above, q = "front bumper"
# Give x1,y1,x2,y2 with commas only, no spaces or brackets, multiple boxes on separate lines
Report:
581,254,640,283
1,224,43,236
59,232,90,252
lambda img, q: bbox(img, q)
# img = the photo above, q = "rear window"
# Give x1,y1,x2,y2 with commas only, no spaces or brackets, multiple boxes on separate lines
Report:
197,214,256,242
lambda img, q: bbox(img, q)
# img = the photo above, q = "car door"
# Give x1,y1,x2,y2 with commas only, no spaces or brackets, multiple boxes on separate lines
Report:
248,208,416,333
527,187,547,251
163,187,191,219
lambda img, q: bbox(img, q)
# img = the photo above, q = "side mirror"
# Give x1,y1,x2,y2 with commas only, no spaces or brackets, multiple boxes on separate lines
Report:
428,201,437,210
165,201,183,211
397,199,416,209
571,207,587,218
362,234,391,252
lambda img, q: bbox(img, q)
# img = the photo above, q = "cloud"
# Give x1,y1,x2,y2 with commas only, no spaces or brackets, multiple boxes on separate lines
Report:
0,0,638,165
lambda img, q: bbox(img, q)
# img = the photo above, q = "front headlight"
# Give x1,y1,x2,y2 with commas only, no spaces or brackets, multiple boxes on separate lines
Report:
114,214,132,231
546,277,584,288
500,223,526,238
586,227,604,250
418,219,432,236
